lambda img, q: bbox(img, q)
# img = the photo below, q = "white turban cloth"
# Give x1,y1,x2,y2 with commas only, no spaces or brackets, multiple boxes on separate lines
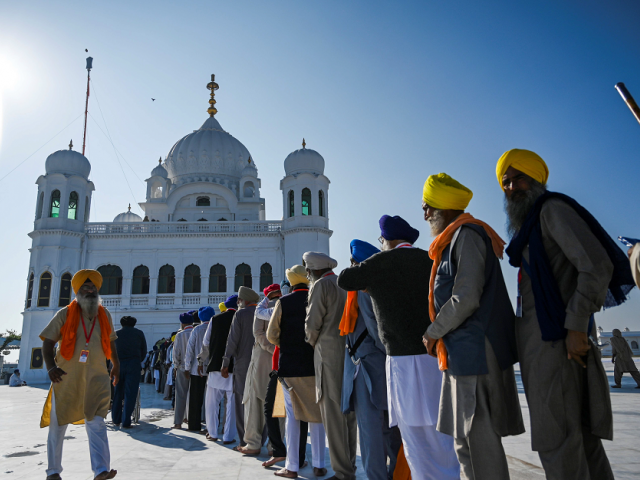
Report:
303,251,338,270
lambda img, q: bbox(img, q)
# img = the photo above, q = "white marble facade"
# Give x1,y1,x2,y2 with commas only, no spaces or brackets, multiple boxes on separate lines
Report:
18,80,332,383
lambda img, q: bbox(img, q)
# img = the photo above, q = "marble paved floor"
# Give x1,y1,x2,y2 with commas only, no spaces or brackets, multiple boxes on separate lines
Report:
1,360,638,480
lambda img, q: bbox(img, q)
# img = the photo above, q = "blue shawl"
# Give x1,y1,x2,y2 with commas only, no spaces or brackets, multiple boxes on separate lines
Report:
506,191,634,341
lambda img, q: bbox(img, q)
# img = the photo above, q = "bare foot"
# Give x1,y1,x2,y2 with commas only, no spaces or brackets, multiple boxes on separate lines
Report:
94,470,117,480
235,446,261,455
171,424,182,429
274,468,298,478
262,456,286,467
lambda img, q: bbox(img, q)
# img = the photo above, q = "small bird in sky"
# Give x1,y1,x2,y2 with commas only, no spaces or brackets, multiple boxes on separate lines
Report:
151,98,156,101
85,49,88,52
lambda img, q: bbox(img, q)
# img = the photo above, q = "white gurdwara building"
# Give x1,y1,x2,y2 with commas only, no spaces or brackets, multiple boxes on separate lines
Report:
18,75,332,383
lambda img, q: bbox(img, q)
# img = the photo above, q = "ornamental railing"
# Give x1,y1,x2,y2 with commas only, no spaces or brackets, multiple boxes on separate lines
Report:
85,221,282,235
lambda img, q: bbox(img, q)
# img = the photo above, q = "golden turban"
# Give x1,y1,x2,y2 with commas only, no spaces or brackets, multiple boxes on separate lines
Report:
496,149,549,190
286,265,309,286
422,173,473,211
218,302,227,313
71,269,103,294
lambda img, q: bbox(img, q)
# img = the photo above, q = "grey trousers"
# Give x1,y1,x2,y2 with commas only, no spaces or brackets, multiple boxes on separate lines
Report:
243,392,268,450
173,370,190,425
454,382,509,480
352,369,389,480
614,361,640,386
318,394,357,480
234,372,247,446
517,313,613,480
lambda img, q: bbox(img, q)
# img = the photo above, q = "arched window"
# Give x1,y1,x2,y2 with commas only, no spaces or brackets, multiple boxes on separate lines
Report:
260,263,273,291
234,263,252,291
49,190,61,218
302,188,312,216
209,264,227,292
37,272,52,307
158,265,176,294
68,192,78,220
58,273,72,307
318,190,325,217
97,265,123,295
184,264,201,293
632,341,639,350
26,273,34,308
288,190,294,217
196,196,210,206
132,265,150,295
243,182,255,198
84,196,90,222
36,192,44,219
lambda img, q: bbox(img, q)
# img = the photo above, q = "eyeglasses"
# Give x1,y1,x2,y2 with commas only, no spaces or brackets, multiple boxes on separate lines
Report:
378,236,385,244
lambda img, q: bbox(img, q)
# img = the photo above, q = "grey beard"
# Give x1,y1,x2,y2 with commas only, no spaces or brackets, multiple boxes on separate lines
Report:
76,292,101,318
428,209,449,237
504,181,547,237
307,270,322,283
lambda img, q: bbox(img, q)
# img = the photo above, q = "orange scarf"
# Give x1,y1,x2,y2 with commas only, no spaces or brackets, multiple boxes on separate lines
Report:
339,290,359,336
59,300,112,361
428,213,505,371
393,444,412,480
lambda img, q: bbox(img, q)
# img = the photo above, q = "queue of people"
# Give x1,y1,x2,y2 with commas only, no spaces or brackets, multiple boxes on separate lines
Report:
39,149,636,480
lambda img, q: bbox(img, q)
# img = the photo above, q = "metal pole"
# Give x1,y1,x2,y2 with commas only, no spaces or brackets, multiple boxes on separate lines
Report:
615,82,640,126
82,57,93,156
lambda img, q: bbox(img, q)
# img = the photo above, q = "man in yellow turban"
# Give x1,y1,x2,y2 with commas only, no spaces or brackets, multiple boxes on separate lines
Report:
421,173,523,480
497,149,627,480
40,269,119,480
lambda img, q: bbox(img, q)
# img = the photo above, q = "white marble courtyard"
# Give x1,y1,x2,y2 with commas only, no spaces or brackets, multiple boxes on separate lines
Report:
1,360,639,480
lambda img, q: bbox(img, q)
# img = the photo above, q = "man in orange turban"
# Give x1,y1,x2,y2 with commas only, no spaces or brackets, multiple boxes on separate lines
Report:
40,269,119,480
497,149,626,480
421,173,524,480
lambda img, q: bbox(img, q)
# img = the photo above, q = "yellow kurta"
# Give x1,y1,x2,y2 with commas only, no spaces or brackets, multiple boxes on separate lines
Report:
39,306,117,427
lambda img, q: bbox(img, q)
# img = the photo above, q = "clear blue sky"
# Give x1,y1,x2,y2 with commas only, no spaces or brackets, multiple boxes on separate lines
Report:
1,1,640,361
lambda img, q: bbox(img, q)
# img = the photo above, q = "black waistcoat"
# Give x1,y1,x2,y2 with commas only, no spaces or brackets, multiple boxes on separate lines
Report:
206,310,235,373
278,289,315,378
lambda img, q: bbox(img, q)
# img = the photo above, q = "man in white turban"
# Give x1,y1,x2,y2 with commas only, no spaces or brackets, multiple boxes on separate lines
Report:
303,252,357,480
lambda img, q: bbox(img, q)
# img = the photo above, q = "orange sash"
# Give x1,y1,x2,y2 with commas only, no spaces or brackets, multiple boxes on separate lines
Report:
59,300,112,360
393,444,412,480
339,290,359,336
428,213,505,371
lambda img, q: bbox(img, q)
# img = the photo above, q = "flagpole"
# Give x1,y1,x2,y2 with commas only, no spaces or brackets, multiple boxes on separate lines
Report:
82,57,93,156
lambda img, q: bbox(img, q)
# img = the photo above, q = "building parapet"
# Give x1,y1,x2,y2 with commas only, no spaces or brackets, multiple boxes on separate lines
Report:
85,221,283,236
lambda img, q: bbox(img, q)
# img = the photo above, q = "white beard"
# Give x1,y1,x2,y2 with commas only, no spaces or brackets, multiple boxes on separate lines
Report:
76,292,101,318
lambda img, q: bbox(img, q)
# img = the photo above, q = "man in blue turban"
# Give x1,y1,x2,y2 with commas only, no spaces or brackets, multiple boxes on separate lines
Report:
200,295,240,443
172,312,196,429
338,215,459,479
184,306,215,431
340,240,401,480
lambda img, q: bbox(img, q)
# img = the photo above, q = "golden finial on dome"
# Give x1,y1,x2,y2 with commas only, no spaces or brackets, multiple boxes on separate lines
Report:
248,156,252,164
158,157,162,164
302,138,306,149
128,203,131,212
207,74,219,117
69,139,73,150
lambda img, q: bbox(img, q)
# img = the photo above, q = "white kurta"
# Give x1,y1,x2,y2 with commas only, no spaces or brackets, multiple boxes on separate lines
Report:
386,353,441,427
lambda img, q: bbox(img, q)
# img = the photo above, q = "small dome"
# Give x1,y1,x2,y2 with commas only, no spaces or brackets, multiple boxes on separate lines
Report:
113,205,142,223
151,158,168,178
45,141,91,179
284,144,325,176
242,157,258,177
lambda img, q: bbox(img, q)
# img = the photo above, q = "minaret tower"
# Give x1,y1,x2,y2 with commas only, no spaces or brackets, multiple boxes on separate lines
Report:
280,139,331,268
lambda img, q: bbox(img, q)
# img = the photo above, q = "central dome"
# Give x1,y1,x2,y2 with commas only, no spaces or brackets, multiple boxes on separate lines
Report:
163,117,252,185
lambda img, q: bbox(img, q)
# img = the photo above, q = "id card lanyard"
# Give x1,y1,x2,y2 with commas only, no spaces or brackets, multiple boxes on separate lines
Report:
79,316,97,363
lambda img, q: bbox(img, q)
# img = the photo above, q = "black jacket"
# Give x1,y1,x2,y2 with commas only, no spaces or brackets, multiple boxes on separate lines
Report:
115,326,147,362
338,247,433,356
206,310,235,373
